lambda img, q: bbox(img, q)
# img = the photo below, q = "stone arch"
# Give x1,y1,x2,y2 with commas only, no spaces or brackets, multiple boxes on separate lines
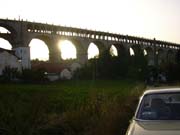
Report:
129,45,143,57
89,40,106,57
88,42,100,59
0,33,13,43
28,35,51,49
34,25,40,32
27,24,33,31
70,39,86,55
143,49,147,56
28,36,50,61
59,37,88,62
0,26,15,46
112,44,127,57
109,45,118,57
31,35,51,44
128,45,146,66
129,47,135,56
0,23,16,35
65,38,88,64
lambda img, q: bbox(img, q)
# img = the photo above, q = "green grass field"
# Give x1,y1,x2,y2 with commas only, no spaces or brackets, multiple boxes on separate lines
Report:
0,80,145,135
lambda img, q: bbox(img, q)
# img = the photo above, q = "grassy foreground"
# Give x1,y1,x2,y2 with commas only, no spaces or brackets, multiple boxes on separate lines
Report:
0,80,145,135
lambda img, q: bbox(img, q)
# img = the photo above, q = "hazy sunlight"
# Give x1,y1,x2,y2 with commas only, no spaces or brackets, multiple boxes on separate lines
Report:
59,40,76,60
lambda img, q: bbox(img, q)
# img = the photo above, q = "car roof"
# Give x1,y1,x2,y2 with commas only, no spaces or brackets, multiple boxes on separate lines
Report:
143,87,180,95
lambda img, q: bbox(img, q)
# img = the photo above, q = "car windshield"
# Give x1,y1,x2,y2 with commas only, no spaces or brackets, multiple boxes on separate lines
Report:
136,92,180,120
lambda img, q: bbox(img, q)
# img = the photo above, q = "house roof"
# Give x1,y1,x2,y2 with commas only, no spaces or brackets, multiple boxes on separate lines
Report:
32,61,65,73
0,48,16,56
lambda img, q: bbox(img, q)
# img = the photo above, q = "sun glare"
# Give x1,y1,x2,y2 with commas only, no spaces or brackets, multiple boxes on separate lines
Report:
59,40,76,60
110,45,118,56
0,38,12,50
88,43,99,59
29,39,49,61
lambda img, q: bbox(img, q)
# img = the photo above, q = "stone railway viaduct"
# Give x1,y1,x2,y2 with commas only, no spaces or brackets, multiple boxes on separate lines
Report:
0,18,180,69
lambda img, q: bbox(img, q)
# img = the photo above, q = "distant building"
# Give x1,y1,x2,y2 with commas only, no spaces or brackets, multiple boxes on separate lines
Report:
32,61,65,81
60,69,72,80
31,61,81,81
0,48,22,75
31,61,65,73
70,62,81,73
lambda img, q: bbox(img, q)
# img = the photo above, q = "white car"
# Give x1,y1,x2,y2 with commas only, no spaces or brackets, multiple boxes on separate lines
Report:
126,88,180,135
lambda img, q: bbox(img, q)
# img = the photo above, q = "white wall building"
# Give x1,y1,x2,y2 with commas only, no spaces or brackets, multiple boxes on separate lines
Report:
60,69,72,80
0,49,22,75
14,47,31,69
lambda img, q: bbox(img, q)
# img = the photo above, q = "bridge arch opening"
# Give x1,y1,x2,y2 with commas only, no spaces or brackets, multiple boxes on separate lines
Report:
129,47,135,56
143,49,147,56
110,45,118,57
0,24,16,34
0,27,11,33
58,40,77,60
130,45,144,57
88,42,99,59
29,39,49,61
0,38,12,50
112,44,127,58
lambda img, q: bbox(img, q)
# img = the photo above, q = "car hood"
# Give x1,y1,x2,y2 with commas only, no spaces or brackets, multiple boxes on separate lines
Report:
128,120,180,135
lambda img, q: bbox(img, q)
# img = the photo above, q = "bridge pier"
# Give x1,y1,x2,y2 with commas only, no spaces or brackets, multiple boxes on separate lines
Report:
157,49,166,66
74,40,89,65
77,52,88,64
48,37,62,63
167,50,176,64
147,52,155,66
11,37,31,69
14,47,31,69
49,45,61,63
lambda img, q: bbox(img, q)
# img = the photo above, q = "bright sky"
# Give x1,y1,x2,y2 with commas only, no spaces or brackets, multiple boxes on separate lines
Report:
0,0,180,60
1,0,179,43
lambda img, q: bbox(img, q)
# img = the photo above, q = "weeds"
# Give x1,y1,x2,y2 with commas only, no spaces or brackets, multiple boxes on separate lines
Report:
0,80,145,135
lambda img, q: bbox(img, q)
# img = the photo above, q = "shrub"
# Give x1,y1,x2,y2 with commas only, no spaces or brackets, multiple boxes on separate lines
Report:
1,66,20,82
20,68,48,83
